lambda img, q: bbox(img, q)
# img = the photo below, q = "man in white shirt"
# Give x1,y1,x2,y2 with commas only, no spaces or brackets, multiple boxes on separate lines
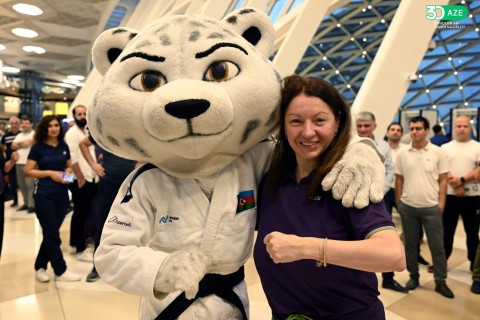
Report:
11,115,35,213
65,105,98,262
386,122,430,267
356,112,407,293
395,116,453,298
441,115,480,273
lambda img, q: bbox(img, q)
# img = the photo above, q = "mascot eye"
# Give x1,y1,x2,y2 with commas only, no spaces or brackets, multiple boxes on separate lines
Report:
204,61,239,82
129,70,166,92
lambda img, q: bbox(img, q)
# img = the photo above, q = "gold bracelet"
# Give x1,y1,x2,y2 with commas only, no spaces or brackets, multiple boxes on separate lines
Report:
316,237,328,267
323,237,327,267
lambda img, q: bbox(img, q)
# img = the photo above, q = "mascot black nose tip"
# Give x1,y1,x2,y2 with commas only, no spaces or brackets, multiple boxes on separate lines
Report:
165,99,210,120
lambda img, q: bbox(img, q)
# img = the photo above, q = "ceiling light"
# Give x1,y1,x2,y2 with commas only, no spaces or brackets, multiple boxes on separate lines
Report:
464,102,468,106
418,74,423,78
459,85,463,90
454,71,458,75
67,75,85,81
347,84,351,88
0,44,5,51
381,19,385,23
337,23,341,27
1,66,20,73
63,79,79,85
22,45,45,54
362,38,367,42
362,50,366,55
350,37,355,41
322,56,327,60
432,105,436,109
12,3,43,16
335,70,340,74
76,83,85,87
425,89,430,93
11,27,38,38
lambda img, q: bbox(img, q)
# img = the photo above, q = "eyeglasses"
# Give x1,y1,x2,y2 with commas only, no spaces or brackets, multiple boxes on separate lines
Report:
409,127,424,131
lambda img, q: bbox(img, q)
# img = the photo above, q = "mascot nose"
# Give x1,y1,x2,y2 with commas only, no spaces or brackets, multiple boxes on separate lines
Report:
165,99,210,120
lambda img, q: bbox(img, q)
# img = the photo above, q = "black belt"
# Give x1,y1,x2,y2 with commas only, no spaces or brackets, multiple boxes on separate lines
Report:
155,266,247,320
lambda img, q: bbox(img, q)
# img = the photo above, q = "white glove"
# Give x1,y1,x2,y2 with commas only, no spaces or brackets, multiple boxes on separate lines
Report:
322,141,385,209
154,248,212,299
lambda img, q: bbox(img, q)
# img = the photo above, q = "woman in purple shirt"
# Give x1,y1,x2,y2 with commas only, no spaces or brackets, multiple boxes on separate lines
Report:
253,75,406,320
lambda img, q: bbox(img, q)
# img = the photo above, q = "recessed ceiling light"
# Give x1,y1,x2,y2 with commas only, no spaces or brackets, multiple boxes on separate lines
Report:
1,66,20,73
22,45,45,54
63,79,79,85
11,27,38,38
67,75,85,81
0,44,5,51
12,3,43,16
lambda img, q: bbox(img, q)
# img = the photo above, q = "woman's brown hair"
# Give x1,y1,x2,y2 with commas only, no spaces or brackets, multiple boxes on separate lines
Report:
265,75,352,198
34,115,65,144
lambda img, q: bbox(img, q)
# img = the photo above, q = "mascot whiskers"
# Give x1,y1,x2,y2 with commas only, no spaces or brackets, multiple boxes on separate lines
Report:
89,8,384,320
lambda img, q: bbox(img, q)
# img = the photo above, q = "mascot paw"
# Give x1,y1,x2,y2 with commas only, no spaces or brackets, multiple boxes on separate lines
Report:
322,141,384,209
154,248,212,299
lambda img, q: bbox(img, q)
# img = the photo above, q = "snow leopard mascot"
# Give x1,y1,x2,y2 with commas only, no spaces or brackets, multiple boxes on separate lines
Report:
89,7,385,320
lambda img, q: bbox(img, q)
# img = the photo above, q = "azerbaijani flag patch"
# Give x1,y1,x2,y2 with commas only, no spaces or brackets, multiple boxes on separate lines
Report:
236,190,256,213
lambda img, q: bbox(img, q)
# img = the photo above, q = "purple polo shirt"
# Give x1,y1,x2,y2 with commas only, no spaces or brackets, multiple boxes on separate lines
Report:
253,172,395,319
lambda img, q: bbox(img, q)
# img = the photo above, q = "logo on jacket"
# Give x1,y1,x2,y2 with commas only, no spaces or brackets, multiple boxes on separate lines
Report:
106,214,133,231
236,190,256,214
159,213,179,224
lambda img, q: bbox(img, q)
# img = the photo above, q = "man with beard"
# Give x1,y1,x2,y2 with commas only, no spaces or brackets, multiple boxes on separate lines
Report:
65,105,98,263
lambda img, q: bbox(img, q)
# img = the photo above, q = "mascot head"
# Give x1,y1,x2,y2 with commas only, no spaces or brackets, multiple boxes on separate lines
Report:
88,8,281,178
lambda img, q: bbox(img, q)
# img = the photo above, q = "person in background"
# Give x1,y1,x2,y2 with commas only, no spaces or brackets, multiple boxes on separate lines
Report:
472,159,480,294
356,112,407,293
25,115,81,282
254,75,406,319
441,115,480,273
1,116,20,207
386,122,430,267
79,133,137,282
0,150,18,260
395,116,453,298
65,105,98,262
11,115,35,213
0,121,6,136
430,124,449,147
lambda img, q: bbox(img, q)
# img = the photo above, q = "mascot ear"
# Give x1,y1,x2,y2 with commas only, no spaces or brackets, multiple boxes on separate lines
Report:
222,8,275,57
91,27,138,76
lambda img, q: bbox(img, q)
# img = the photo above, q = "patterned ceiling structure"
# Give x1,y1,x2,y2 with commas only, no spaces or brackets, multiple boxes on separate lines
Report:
291,0,479,136
1,0,478,137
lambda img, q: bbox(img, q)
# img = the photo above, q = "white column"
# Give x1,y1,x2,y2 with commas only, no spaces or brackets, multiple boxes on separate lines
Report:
351,0,449,135
272,0,334,77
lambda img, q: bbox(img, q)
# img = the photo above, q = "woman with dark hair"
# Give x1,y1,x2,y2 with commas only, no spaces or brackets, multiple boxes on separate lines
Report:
25,115,81,282
254,75,406,319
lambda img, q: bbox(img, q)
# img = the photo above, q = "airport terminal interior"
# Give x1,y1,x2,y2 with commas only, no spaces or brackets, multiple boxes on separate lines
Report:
1,0,480,319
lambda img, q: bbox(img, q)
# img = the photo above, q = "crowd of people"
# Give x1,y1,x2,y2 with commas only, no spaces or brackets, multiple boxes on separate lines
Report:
0,77,479,318
0,108,138,284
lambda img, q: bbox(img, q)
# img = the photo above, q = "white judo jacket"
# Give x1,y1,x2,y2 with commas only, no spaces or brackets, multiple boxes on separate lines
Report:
94,141,272,320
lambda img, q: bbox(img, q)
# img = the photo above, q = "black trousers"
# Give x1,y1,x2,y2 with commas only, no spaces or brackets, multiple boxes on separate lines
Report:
94,179,123,250
443,195,480,264
69,181,97,252
34,193,69,275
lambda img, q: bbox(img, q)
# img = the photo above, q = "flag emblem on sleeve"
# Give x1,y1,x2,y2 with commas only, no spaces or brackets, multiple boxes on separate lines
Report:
236,190,256,213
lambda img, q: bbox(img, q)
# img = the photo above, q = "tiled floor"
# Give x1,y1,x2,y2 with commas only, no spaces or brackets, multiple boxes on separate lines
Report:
1,201,479,320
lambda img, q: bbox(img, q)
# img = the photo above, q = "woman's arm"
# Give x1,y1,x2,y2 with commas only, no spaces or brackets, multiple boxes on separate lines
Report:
25,159,66,184
264,229,406,273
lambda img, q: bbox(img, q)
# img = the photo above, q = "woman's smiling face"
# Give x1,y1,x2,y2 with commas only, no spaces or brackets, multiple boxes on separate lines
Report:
285,93,339,170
